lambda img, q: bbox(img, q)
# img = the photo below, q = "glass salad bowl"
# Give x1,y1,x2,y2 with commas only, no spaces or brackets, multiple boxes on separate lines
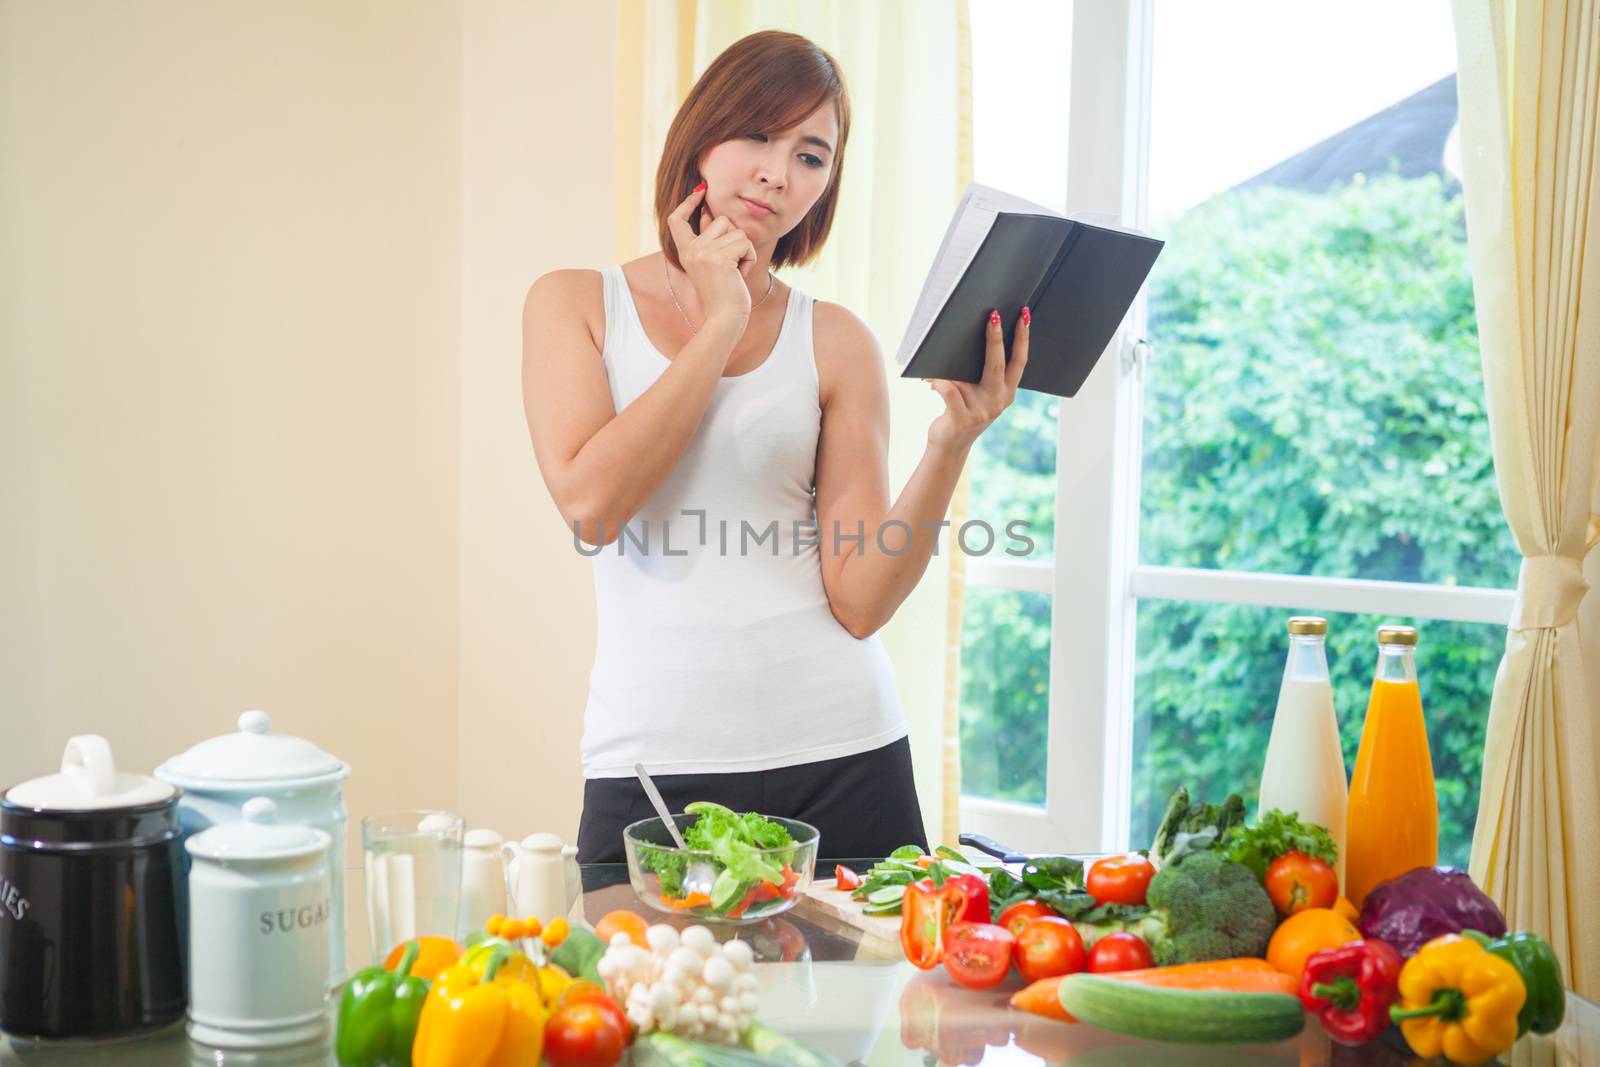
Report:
623,812,819,925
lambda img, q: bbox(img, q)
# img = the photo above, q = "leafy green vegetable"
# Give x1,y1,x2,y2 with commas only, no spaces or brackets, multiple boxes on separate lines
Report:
1149,786,1247,867
1222,808,1339,882
986,857,1086,921
847,845,983,916
638,801,795,911
549,927,607,984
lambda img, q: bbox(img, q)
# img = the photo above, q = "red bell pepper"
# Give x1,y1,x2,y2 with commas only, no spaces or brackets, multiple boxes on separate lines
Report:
1298,938,1404,1046
900,876,987,969
945,873,991,925
835,865,864,891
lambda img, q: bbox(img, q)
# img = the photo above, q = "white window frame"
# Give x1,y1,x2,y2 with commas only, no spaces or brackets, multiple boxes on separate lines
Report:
959,0,1514,855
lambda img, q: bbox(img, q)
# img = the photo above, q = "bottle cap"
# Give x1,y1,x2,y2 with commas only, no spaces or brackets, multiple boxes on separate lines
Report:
1376,624,1418,646
1286,616,1327,635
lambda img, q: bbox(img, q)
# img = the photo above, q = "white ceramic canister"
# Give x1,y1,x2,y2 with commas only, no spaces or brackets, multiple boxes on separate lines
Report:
502,832,567,920
155,709,352,988
185,797,332,1049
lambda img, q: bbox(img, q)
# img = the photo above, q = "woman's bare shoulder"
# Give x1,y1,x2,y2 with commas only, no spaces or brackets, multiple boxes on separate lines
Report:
524,268,606,351
811,300,886,406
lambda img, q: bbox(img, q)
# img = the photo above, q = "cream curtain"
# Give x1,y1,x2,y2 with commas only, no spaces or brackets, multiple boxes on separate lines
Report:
1452,0,1600,1000
612,0,972,845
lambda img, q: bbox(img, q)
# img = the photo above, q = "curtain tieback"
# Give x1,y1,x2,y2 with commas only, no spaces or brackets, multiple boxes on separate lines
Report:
1510,554,1590,630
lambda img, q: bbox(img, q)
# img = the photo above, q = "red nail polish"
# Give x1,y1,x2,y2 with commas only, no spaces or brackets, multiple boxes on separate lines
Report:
693,181,707,193
1021,306,1031,326
989,309,1000,327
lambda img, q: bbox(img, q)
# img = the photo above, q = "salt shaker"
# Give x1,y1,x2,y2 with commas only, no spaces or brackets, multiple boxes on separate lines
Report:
501,832,567,920
459,829,507,937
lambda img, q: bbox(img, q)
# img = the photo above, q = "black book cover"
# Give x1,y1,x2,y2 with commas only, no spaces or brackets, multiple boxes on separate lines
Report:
901,212,1164,398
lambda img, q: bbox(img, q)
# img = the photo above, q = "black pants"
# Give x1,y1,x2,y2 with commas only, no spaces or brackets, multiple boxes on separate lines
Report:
577,737,929,863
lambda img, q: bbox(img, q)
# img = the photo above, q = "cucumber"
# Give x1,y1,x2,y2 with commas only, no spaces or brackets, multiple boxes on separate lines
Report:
1058,974,1305,1045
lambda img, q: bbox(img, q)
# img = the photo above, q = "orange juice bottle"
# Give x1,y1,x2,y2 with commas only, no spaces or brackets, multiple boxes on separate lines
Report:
1344,625,1438,908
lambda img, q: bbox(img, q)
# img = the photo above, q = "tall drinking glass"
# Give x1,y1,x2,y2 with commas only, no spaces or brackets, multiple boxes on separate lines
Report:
362,810,464,962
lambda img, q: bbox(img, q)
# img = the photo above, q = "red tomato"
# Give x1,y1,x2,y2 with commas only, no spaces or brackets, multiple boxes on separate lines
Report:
1012,915,1086,983
558,984,630,1038
1264,851,1339,916
1085,854,1156,906
996,900,1056,940
544,1001,627,1067
1086,931,1154,973
835,864,864,891
941,922,1015,991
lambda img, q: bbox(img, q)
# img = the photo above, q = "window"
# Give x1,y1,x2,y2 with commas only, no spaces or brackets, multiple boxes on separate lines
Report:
961,0,1513,861
958,0,1071,814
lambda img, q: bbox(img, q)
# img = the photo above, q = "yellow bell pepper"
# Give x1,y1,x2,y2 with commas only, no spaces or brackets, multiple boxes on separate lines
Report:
461,940,540,986
537,963,575,1005
411,946,545,1067
1389,934,1526,1066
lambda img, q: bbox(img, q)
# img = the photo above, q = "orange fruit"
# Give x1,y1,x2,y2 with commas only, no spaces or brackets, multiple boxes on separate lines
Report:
1333,896,1359,923
382,935,462,979
1266,907,1362,982
594,909,649,948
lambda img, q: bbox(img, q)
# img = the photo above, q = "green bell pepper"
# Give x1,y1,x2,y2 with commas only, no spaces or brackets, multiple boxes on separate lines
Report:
1464,929,1566,1036
336,939,430,1067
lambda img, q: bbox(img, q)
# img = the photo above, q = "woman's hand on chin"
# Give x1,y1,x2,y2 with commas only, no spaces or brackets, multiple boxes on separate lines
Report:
926,306,1030,453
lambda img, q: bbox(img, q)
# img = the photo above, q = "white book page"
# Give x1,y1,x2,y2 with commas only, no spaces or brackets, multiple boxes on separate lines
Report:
896,182,1066,366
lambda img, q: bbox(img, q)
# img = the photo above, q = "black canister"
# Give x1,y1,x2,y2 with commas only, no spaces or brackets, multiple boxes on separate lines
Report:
0,735,186,1041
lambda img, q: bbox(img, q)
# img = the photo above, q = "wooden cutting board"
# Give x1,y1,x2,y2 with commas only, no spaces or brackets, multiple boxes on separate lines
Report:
798,876,905,954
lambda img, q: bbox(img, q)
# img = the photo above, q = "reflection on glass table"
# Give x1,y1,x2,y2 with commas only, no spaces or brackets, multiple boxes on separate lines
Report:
1,864,1595,1066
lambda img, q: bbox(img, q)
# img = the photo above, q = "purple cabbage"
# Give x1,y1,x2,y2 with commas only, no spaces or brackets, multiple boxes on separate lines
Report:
1357,866,1507,957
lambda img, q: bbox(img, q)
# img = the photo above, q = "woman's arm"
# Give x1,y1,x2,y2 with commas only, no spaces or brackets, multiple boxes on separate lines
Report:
813,303,1029,638
521,269,743,546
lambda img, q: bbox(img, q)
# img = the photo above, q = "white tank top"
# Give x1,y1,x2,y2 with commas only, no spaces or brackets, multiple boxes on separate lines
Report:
579,264,907,778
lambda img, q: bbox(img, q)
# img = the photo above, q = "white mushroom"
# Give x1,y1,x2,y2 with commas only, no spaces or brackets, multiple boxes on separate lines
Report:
721,939,755,971
702,955,735,991
681,925,717,956
646,924,680,954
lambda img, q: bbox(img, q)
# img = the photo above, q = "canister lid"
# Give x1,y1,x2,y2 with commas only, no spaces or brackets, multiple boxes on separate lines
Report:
156,709,347,786
4,735,176,811
186,796,331,861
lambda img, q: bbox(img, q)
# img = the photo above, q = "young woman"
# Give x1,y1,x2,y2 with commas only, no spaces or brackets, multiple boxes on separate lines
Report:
523,30,1029,862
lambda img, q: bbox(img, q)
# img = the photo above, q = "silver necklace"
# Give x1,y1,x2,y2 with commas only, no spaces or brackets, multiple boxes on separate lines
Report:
664,261,774,335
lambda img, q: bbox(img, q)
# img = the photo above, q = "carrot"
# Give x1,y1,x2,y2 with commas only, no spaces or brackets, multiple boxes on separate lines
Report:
1010,976,1075,1022
1105,958,1298,994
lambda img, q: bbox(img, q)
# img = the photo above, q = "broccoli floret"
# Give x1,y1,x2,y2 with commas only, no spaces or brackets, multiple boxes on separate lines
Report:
1143,849,1278,965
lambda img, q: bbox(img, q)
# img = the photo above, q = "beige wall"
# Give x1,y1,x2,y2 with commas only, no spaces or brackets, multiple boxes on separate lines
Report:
456,0,616,844
0,1,466,859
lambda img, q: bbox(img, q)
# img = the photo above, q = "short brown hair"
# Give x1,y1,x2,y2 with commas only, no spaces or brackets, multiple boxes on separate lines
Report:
655,31,850,273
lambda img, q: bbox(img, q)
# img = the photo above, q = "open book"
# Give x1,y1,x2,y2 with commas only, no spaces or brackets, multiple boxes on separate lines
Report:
897,182,1164,398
